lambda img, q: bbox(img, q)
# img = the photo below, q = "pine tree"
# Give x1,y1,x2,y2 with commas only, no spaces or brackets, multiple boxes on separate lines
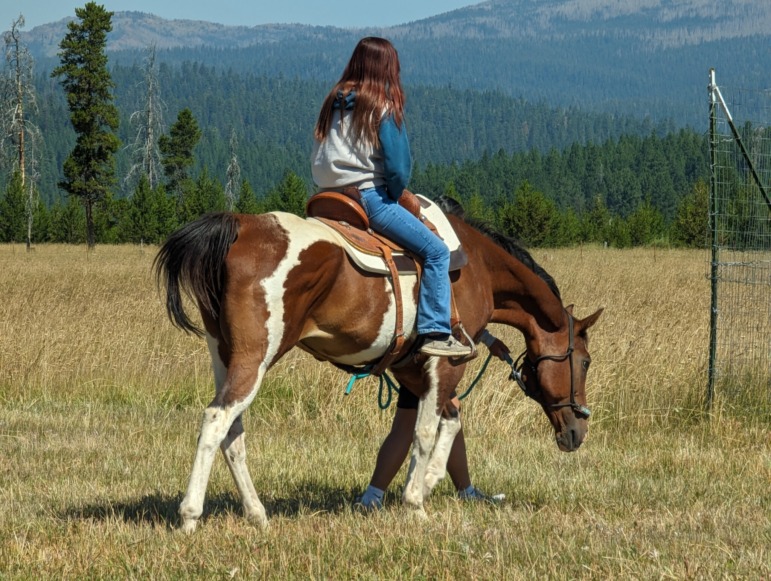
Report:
155,185,178,240
0,171,26,242
499,181,559,247
159,107,201,205
48,195,86,243
627,199,665,246
235,180,261,214
553,208,583,246
179,168,225,223
265,170,308,216
671,179,709,248
464,191,495,224
606,217,632,248
119,174,159,244
583,194,613,244
51,2,120,249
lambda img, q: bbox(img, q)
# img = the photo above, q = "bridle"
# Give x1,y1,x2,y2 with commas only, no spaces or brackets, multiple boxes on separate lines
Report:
508,313,591,418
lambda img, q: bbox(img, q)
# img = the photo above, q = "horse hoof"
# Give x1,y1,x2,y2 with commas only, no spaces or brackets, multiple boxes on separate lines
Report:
408,506,428,521
246,512,270,530
179,518,198,534
402,495,427,519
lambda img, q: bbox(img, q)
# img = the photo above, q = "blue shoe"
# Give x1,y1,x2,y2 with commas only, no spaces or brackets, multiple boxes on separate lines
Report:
457,486,505,504
353,495,383,512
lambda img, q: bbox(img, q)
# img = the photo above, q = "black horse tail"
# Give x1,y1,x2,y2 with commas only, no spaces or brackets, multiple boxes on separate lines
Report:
153,212,240,337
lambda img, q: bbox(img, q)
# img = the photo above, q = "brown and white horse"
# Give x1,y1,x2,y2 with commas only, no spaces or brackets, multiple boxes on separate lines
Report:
155,201,602,532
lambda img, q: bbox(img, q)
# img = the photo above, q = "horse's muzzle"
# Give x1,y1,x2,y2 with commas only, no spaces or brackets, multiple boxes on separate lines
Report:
555,419,587,452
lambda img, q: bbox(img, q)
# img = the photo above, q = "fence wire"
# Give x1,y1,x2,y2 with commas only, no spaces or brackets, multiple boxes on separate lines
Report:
708,70,771,416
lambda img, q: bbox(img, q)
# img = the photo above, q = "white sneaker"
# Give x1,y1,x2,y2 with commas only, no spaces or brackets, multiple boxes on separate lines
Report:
419,335,472,357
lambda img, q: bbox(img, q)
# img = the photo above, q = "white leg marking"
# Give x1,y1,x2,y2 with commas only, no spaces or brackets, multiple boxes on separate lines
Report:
220,415,268,528
204,334,268,526
179,363,267,533
402,358,441,510
423,414,461,498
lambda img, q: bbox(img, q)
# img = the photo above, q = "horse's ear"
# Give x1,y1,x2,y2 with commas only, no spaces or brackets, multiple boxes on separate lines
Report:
575,308,603,335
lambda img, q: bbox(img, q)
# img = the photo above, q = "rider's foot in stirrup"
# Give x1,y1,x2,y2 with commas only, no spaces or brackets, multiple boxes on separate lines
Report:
419,333,472,357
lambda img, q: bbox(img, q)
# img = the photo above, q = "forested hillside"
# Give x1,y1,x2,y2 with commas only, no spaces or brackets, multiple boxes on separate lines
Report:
2,1,767,248
27,63,670,206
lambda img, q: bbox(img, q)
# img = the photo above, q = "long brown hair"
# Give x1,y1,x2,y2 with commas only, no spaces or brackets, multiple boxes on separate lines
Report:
314,37,405,146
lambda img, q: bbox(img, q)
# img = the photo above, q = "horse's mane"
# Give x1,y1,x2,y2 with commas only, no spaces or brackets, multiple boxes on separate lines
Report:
437,196,562,300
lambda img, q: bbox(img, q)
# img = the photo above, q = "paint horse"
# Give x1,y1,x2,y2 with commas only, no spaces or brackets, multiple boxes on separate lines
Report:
154,198,602,532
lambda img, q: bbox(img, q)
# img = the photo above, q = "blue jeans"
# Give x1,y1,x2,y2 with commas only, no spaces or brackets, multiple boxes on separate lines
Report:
359,187,451,336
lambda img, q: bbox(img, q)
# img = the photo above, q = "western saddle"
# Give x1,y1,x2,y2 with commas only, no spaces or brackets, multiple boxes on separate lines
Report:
305,188,474,375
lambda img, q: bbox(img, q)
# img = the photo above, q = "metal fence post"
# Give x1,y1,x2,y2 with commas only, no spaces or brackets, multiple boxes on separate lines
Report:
706,68,718,410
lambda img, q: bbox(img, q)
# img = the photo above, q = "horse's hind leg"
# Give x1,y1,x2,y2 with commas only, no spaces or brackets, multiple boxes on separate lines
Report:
220,414,267,527
203,335,267,527
178,335,268,533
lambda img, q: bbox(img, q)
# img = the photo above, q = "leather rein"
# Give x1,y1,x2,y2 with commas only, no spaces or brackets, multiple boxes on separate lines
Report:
508,313,591,418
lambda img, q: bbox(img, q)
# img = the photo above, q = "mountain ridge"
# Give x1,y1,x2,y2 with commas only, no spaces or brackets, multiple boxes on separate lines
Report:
11,0,771,130
18,0,771,56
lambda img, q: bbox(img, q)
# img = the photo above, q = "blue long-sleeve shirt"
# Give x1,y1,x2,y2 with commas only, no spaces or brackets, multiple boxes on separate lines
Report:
378,113,412,199
311,91,412,199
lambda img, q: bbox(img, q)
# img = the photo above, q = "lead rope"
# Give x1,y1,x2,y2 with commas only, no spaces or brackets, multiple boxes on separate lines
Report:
344,367,401,410
457,352,494,400
344,351,497,409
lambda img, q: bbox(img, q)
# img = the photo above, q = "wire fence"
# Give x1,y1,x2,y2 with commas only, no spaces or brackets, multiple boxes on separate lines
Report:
707,69,771,417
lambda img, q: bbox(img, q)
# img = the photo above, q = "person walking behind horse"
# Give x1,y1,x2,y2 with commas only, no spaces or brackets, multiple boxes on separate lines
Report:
357,329,511,510
311,36,471,357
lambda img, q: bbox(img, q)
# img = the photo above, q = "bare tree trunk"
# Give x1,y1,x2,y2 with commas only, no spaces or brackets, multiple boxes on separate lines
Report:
225,128,240,211
10,19,26,188
85,200,95,249
126,45,163,192
3,15,40,251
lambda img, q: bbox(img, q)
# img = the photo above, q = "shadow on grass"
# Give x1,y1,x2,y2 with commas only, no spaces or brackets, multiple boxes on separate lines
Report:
63,492,188,530
63,479,539,529
62,480,362,529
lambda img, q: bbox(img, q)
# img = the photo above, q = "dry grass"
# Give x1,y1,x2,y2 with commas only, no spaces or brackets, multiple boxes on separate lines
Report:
0,243,768,579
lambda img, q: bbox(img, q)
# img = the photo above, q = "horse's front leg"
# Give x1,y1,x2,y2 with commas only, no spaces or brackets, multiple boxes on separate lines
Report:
422,409,461,498
402,358,442,511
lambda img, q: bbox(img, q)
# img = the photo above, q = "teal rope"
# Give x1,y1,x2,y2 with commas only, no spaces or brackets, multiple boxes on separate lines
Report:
344,351,495,409
344,367,400,410
345,370,373,395
457,352,494,400
378,372,400,410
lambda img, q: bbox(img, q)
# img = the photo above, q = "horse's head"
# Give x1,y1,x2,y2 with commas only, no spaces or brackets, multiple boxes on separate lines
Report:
515,306,603,452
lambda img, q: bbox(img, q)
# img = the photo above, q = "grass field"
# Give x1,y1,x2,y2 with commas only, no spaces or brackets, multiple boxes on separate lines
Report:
0,243,768,579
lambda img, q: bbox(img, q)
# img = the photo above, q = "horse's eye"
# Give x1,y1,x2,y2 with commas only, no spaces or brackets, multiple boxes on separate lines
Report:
582,360,591,371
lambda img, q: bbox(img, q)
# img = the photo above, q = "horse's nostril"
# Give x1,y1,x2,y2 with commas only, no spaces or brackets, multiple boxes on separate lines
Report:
570,428,584,450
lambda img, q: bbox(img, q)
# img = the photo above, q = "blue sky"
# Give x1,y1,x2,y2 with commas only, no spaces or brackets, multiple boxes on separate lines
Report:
5,1,481,30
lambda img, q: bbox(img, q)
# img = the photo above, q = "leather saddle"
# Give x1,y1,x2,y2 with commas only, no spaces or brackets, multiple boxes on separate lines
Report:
304,188,473,376
306,188,467,274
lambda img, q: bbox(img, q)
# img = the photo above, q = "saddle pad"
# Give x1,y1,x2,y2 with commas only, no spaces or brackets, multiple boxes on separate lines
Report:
308,194,464,275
